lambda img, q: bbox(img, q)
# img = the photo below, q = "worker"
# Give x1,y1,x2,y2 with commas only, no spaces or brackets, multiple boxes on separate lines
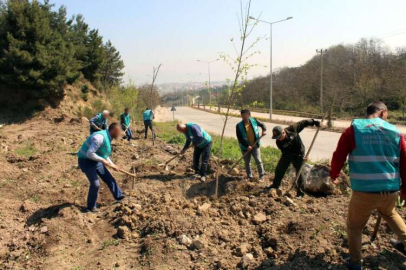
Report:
177,123,212,182
268,119,320,197
78,122,125,212
120,108,132,141
89,110,110,134
143,107,155,139
236,109,267,180
330,101,406,270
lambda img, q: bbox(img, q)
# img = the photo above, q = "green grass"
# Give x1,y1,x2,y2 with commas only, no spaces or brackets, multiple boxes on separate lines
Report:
15,143,37,157
101,239,119,250
155,121,281,172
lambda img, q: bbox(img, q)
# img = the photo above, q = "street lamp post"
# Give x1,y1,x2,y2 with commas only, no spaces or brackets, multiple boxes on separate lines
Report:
197,59,219,107
249,16,293,120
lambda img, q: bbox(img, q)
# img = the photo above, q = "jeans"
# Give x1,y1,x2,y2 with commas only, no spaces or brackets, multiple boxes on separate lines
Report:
122,126,132,141
193,142,212,177
78,158,123,210
347,191,406,266
241,147,265,178
272,154,304,192
144,120,155,139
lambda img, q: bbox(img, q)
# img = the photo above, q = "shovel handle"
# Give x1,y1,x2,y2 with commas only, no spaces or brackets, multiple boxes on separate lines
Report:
106,163,136,177
227,135,264,174
164,144,192,166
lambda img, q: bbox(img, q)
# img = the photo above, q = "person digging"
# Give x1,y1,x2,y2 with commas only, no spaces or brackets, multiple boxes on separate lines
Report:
177,123,212,182
236,109,267,181
89,110,110,134
330,101,406,270
267,119,320,197
78,122,125,213
120,107,132,142
143,107,156,139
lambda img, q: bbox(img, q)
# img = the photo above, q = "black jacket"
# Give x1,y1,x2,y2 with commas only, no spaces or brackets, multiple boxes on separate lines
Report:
276,119,316,157
236,118,267,149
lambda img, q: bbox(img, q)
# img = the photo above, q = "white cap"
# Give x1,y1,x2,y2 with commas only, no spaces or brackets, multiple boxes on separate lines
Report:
102,110,109,115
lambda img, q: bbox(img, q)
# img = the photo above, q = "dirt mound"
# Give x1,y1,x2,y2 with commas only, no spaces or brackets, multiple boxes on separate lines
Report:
0,118,405,270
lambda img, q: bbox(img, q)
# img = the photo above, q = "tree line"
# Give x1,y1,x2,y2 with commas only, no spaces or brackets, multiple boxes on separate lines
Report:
239,38,406,120
0,0,124,104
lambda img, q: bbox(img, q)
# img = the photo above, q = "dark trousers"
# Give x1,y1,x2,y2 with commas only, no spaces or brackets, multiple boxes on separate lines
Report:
144,120,155,139
193,142,212,177
78,158,123,210
273,154,304,191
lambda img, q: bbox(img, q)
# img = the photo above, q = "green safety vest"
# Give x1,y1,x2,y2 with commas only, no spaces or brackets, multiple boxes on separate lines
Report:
92,113,108,129
143,110,153,121
237,117,261,151
185,123,212,148
349,118,401,192
121,113,131,129
77,130,112,160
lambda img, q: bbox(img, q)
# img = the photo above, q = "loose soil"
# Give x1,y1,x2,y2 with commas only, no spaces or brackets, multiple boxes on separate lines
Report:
0,109,405,270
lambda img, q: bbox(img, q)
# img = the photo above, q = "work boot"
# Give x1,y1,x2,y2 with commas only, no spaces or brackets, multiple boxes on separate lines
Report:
346,258,362,270
116,196,125,203
390,239,406,255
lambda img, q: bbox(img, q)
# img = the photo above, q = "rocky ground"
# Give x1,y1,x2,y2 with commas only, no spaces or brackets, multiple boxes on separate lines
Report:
0,109,405,270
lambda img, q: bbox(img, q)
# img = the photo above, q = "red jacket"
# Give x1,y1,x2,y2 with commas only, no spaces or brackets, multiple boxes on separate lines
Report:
330,126,406,195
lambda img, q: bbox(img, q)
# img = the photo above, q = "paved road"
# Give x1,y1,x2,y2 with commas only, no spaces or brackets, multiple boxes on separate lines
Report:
168,106,342,161
203,106,406,134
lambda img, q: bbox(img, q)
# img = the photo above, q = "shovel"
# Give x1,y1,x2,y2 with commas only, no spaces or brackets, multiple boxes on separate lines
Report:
227,135,264,174
284,113,327,195
159,144,192,171
106,163,136,177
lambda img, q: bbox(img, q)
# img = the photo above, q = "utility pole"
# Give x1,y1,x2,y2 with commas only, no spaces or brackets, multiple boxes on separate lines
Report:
197,59,219,108
316,49,326,113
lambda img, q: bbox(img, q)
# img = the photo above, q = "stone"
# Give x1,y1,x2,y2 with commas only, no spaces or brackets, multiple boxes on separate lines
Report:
191,238,206,250
269,189,283,198
117,226,131,239
289,164,348,195
230,168,239,176
132,154,140,160
198,203,211,212
40,226,48,234
81,117,89,124
264,247,275,257
122,206,132,215
177,234,192,246
284,197,297,207
236,243,251,256
253,212,267,224
241,253,254,265
129,203,142,211
22,168,28,172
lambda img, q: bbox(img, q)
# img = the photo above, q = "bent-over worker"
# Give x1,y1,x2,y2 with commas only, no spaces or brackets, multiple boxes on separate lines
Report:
330,101,406,270
269,119,320,197
89,110,110,134
177,123,212,182
236,109,267,180
78,123,124,212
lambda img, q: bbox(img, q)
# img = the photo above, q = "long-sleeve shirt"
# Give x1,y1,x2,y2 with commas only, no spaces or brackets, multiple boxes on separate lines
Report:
330,126,406,194
276,119,316,156
182,125,206,151
89,115,107,130
86,134,113,164
236,118,267,149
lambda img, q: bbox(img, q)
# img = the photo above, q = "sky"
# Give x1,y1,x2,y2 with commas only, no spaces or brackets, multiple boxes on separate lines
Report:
51,0,406,85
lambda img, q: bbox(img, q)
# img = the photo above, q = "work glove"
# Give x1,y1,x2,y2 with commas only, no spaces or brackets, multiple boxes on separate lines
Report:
313,120,321,127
